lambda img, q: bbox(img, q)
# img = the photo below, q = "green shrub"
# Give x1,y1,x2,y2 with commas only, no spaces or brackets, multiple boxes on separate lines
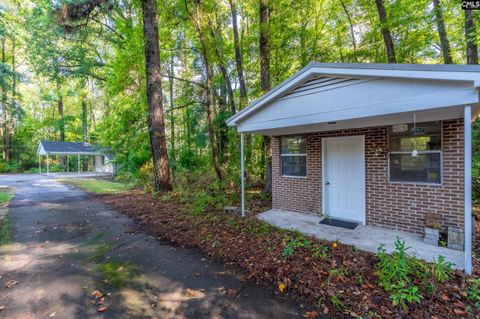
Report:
137,161,154,193
431,255,453,283
0,161,8,173
376,238,423,309
390,284,422,309
0,160,22,173
467,278,480,308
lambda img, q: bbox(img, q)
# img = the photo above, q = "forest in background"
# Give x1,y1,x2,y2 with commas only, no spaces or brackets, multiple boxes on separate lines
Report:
0,0,479,201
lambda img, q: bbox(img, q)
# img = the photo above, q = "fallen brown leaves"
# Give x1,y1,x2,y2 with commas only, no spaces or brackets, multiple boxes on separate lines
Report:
95,190,480,318
91,290,107,313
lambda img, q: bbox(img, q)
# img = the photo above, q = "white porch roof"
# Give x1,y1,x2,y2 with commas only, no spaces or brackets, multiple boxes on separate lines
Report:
227,63,480,134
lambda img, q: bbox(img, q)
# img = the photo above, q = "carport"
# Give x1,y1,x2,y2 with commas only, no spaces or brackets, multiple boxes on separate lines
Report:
37,141,114,175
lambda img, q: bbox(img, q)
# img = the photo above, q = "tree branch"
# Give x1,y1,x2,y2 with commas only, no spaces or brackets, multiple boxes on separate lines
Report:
161,74,206,89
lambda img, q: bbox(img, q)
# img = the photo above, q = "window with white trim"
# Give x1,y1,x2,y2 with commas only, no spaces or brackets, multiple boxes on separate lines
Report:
389,121,442,184
281,136,307,177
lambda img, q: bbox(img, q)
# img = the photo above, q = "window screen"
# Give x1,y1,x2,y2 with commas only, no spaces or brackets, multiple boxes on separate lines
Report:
389,122,442,184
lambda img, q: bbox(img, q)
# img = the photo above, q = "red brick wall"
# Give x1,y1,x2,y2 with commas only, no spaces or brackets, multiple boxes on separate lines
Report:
271,119,464,235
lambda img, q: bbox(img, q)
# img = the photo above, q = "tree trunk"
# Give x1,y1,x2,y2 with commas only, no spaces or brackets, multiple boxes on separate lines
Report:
82,97,88,142
1,38,9,161
259,0,272,194
190,0,223,181
141,0,172,192
11,36,15,105
340,0,357,61
204,56,222,180
465,9,478,65
229,0,247,109
432,0,452,64
169,54,176,167
209,26,235,115
57,83,65,167
57,84,65,141
259,0,271,92
9,37,15,160
375,0,396,63
82,97,88,171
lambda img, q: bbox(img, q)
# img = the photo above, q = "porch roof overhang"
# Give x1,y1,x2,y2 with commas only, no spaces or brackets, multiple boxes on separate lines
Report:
227,62,480,135
37,141,106,156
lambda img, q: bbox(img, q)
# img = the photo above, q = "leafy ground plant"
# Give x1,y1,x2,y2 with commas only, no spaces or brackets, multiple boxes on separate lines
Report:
467,278,480,309
311,245,329,259
376,238,423,309
282,235,311,258
0,217,10,245
431,255,454,283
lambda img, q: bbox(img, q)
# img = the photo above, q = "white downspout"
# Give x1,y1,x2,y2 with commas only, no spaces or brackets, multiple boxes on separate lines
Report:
464,105,473,275
240,133,245,217
39,154,41,174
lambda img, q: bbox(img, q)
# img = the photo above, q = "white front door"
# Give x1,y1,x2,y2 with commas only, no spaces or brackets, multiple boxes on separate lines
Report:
323,136,365,224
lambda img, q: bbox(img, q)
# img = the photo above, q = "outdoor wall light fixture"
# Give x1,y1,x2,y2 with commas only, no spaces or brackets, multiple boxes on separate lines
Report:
372,143,384,157
411,113,418,157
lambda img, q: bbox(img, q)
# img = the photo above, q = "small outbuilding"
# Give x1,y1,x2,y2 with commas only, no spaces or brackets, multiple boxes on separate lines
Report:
227,62,480,273
37,141,115,175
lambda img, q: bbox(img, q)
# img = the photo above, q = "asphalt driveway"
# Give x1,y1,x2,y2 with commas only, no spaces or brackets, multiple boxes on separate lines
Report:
0,174,309,318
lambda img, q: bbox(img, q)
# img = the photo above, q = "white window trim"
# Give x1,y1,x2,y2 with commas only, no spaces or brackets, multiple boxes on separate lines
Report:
280,137,308,178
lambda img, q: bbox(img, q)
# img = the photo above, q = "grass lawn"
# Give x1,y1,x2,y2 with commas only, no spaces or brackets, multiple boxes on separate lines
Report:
0,189,12,245
62,178,132,194
0,190,12,205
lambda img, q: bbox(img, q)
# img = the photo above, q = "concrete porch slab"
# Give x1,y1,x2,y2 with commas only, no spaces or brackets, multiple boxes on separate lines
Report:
258,209,464,269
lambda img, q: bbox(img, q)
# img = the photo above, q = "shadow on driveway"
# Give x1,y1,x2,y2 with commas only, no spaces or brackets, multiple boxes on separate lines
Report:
0,174,323,318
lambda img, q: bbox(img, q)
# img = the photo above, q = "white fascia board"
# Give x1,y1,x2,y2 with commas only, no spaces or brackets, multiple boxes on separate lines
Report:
226,66,313,126
44,151,103,156
227,66,480,127
37,143,46,155
237,89,478,133
310,67,480,87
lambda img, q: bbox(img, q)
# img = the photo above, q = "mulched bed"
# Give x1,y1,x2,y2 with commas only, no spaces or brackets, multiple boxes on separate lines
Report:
95,190,479,318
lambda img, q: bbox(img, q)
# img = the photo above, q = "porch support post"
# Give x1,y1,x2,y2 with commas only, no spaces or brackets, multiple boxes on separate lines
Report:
464,105,473,275
78,154,81,175
240,133,245,217
46,153,49,175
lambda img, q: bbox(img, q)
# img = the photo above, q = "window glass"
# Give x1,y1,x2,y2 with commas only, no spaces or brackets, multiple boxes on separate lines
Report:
281,136,307,177
281,155,307,176
281,136,306,154
388,121,442,184
390,153,441,184
389,122,441,152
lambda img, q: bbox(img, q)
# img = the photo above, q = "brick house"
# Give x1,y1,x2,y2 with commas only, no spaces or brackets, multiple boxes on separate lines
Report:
227,63,480,274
